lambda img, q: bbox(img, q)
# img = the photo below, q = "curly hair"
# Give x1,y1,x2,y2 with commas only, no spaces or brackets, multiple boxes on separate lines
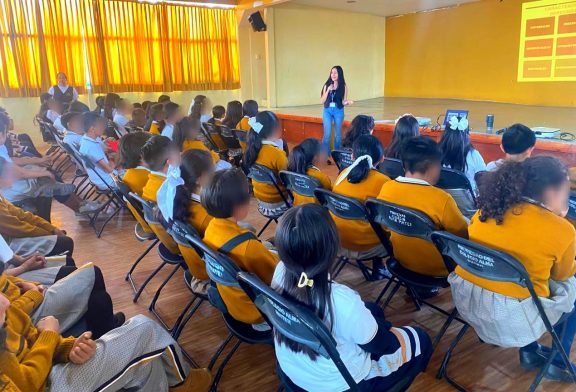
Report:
477,156,568,224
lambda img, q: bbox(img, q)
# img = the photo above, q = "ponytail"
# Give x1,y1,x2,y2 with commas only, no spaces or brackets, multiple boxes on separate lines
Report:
173,149,214,222
347,135,383,184
243,111,280,169
288,138,321,175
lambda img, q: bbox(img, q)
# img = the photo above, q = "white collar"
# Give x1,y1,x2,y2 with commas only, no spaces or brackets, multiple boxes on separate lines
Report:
190,193,201,202
136,166,150,171
262,140,278,147
395,176,431,186
150,171,167,178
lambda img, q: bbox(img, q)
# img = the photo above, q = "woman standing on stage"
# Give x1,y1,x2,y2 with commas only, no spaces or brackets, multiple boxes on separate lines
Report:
320,66,353,162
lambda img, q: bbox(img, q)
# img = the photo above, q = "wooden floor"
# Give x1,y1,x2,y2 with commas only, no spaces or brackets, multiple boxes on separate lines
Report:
273,97,576,135
52,161,576,392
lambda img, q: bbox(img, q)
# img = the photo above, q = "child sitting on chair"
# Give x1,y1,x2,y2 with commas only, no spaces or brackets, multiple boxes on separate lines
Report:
237,100,258,131
243,111,290,217
342,114,375,149
202,169,278,330
119,132,152,196
161,102,184,141
145,103,165,135
332,135,390,280
79,112,117,191
61,112,84,150
272,204,432,392
140,135,181,202
385,114,420,160
486,123,536,171
207,105,225,125
287,138,331,205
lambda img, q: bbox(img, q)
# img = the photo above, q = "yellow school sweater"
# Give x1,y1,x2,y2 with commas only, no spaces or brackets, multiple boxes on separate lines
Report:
332,170,390,252
0,304,75,392
292,167,332,206
236,117,251,131
123,167,150,196
252,144,289,204
149,122,160,135
204,218,278,324
0,196,57,241
0,275,44,314
142,172,166,203
178,198,214,280
377,178,468,277
457,203,576,298
0,374,21,392
181,140,220,164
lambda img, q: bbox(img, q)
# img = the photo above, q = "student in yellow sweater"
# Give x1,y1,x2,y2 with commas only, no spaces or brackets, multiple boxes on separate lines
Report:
244,111,290,217
119,131,151,195
450,156,576,381
202,169,279,327
145,103,165,135
141,135,181,203
0,291,211,391
332,135,390,278
287,138,331,205
157,150,215,294
237,100,258,131
377,136,468,284
172,117,232,170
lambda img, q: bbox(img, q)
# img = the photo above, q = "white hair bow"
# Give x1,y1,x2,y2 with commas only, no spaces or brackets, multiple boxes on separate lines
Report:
248,117,264,134
157,165,184,222
335,155,373,186
448,116,469,132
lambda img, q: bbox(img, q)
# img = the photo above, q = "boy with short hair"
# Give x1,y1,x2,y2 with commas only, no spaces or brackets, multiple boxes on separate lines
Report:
202,169,278,328
61,112,84,150
207,105,225,125
79,112,116,190
486,124,536,171
161,102,184,140
140,135,181,202
377,136,468,279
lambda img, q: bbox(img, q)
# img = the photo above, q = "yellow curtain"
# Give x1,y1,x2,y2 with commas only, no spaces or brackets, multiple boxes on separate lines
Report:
0,0,240,97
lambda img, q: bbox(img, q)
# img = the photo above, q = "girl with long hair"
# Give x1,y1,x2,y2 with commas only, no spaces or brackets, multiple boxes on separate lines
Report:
386,114,420,160
189,95,212,123
439,116,486,190
287,138,331,205
320,66,353,162
451,156,576,382
342,115,375,149
272,204,432,391
222,100,243,129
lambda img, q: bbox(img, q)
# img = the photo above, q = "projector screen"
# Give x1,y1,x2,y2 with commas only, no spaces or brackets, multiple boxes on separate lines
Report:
518,0,576,82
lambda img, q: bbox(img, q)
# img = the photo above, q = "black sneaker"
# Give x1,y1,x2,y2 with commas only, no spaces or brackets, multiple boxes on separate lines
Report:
113,312,126,328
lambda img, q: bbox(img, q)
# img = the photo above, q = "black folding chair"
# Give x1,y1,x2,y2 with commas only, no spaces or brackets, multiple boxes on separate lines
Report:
218,125,243,165
201,122,227,152
366,198,464,347
567,191,576,221
237,272,360,392
431,231,576,392
183,232,273,392
330,149,354,172
436,168,477,219
377,158,405,180
248,164,292,237
279,170,322,203
315,189,392,281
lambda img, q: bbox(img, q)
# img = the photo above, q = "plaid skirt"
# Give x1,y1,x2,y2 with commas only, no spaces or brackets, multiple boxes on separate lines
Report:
448,273,576,347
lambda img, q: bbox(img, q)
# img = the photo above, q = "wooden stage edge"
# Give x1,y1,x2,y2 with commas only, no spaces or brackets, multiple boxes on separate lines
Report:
277,113,576,167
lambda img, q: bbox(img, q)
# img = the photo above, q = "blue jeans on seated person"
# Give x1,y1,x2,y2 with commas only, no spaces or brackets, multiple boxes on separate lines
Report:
322,107,345,154
523,298,576,366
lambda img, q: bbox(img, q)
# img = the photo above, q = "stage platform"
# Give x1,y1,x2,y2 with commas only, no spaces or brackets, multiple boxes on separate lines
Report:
273,97,576,166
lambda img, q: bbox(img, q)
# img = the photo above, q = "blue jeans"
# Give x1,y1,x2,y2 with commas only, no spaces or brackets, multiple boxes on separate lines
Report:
322,107,345,153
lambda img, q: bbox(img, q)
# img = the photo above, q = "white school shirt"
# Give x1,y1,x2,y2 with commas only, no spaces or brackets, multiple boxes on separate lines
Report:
486,159,505,172
79,134,114,190
161,123,174,140
63,131,84,150
113,113,130,127
444,149,486,191
0,234,14,263
48,85,79,101
271,262,377,392
0,145,12,162
46,110,60,124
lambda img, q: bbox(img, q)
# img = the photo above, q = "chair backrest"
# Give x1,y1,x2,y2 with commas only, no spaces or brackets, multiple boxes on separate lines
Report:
218,125,242,150
130,192,156,222
116,178,144,216
234,129,248,143
200,122,220,151
314,188,368,221
567,192,576,221
366,198,436,242
436,168,476,199
377,158,404,180
248,164,291,206
236,272,359,391
79,153,120,196
61,142,87,173
280,171,321,198
330,150,354,172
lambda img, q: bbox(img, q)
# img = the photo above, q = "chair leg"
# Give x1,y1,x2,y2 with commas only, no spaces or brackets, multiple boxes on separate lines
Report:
376,278,395,304
406,286,423,311
433,308,459,349
332,257,348,278
148,263,182,330
126,239,160,292
133,261,168,302
436,324,469,392
257,218,274,238
96,205,121,238
210,339,242,392
208,333,234,370
382,281,402,308
171,297,205,340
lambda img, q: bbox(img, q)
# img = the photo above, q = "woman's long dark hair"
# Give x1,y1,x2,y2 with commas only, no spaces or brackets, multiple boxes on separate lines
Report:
477,156,568,224
173,149,214,222
386,115,420,160
439,119,473,172
322,65,346,97
243,111,280,169
172,117,199,151
288,138,321,175
222,100,243,129
189,95,208,120
274,204,339,360
103,93,120,120
342,115,374,148
348,135,384,184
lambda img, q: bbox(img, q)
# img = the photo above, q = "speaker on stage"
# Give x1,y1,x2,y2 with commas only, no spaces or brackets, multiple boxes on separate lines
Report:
249,11,267,32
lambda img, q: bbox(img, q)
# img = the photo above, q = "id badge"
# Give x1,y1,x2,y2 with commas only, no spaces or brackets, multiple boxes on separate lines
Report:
329,102,336,108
